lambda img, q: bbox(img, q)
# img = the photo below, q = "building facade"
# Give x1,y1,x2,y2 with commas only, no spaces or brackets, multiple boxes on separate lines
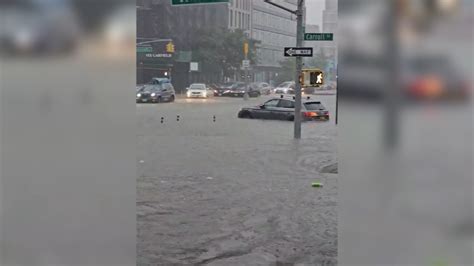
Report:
250,0,298,84
136,0,250,89
322,0,337,81
228,0,252,34
136,0,303,87
322,0,337,57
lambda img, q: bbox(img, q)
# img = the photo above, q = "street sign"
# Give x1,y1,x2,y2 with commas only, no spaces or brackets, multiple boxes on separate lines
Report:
284,47,313,57
190,62,199,71
145,53,173,58
304,33,333,41
171,0,228,5
137,46,153,53
242,60,250,68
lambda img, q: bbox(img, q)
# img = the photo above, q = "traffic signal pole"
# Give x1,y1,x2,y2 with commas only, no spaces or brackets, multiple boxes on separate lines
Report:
294,0,304,139
264,0,304,139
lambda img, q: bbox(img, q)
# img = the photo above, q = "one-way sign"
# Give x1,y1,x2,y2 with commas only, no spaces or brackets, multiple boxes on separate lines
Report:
284,47,313,57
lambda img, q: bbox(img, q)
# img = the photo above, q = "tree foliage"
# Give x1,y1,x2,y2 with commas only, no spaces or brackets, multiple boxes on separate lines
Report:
188,27,258,82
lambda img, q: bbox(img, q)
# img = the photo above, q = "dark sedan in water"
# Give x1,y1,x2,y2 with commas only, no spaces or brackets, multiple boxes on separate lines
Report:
214,82,234,96
223,83,261,97
238,96,329,121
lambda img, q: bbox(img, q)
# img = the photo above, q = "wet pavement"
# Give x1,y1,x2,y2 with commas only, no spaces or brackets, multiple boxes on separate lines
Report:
137,94,338,265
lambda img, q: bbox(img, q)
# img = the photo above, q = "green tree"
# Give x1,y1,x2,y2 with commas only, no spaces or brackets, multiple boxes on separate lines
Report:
188,27,258,82
275,58,296,85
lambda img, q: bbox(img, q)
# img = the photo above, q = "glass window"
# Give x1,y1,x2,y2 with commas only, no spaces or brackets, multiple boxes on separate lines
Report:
304,102,325,110
278,100,295,108
189,84,206,90
264,99,280,108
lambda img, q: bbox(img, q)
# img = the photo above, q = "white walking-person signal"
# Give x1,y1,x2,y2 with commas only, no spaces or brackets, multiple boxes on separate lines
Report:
316,73,323,84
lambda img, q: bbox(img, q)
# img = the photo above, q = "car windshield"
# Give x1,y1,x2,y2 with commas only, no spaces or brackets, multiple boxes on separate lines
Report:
143,85,162,92
231,83,246,90
304,102,325,110
148,78,168,85
190,84,206,90
278,82,293,88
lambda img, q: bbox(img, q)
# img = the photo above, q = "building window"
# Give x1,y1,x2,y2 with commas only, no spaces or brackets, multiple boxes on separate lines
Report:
230,10,233,27
238,12,240,29
235,11,238,27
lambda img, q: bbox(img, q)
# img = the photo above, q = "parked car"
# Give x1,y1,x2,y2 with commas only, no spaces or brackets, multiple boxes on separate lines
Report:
136,78,175,103
214,82,234,96
136,84,175,103
274,81,295,94
238,95,330,121
223,83,260,97
250,82,273,95
186,83,214,98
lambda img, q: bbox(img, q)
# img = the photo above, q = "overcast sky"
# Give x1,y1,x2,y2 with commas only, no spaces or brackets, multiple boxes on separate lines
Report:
305,0,326,28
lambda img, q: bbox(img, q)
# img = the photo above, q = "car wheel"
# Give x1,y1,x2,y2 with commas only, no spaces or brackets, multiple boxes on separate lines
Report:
169,95,175,102
287,115,294,121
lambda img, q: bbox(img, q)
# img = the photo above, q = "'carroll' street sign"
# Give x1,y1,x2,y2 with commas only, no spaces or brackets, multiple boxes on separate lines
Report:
284,47,313,57
171,0,228,5
304,33,333,41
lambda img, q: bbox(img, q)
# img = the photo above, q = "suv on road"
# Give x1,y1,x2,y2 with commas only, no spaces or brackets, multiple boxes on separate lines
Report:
136,78,176,103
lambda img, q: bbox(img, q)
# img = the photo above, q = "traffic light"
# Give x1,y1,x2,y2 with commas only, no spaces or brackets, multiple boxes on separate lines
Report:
166,42,175,53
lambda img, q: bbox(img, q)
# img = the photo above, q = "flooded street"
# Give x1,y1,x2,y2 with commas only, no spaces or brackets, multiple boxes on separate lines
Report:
137,95,338,265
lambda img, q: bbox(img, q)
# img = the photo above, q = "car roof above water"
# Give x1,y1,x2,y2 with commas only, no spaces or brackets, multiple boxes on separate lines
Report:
275,95,321,103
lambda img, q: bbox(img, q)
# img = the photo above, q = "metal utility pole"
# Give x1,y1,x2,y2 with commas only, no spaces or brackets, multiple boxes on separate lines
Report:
264,0,304,139
385,0,399,150
294,0,304,139
244,41,250,100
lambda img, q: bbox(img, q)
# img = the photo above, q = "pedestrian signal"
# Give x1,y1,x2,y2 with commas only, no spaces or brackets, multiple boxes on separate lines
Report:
300,69,324,87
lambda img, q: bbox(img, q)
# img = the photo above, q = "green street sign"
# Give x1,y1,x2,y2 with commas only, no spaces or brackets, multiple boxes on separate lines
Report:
171,0,228,5
304,33,333,41
137,46,153,53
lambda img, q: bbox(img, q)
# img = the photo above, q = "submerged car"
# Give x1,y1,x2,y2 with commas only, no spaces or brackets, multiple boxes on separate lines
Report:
238,95,330,121
186,83,214,98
